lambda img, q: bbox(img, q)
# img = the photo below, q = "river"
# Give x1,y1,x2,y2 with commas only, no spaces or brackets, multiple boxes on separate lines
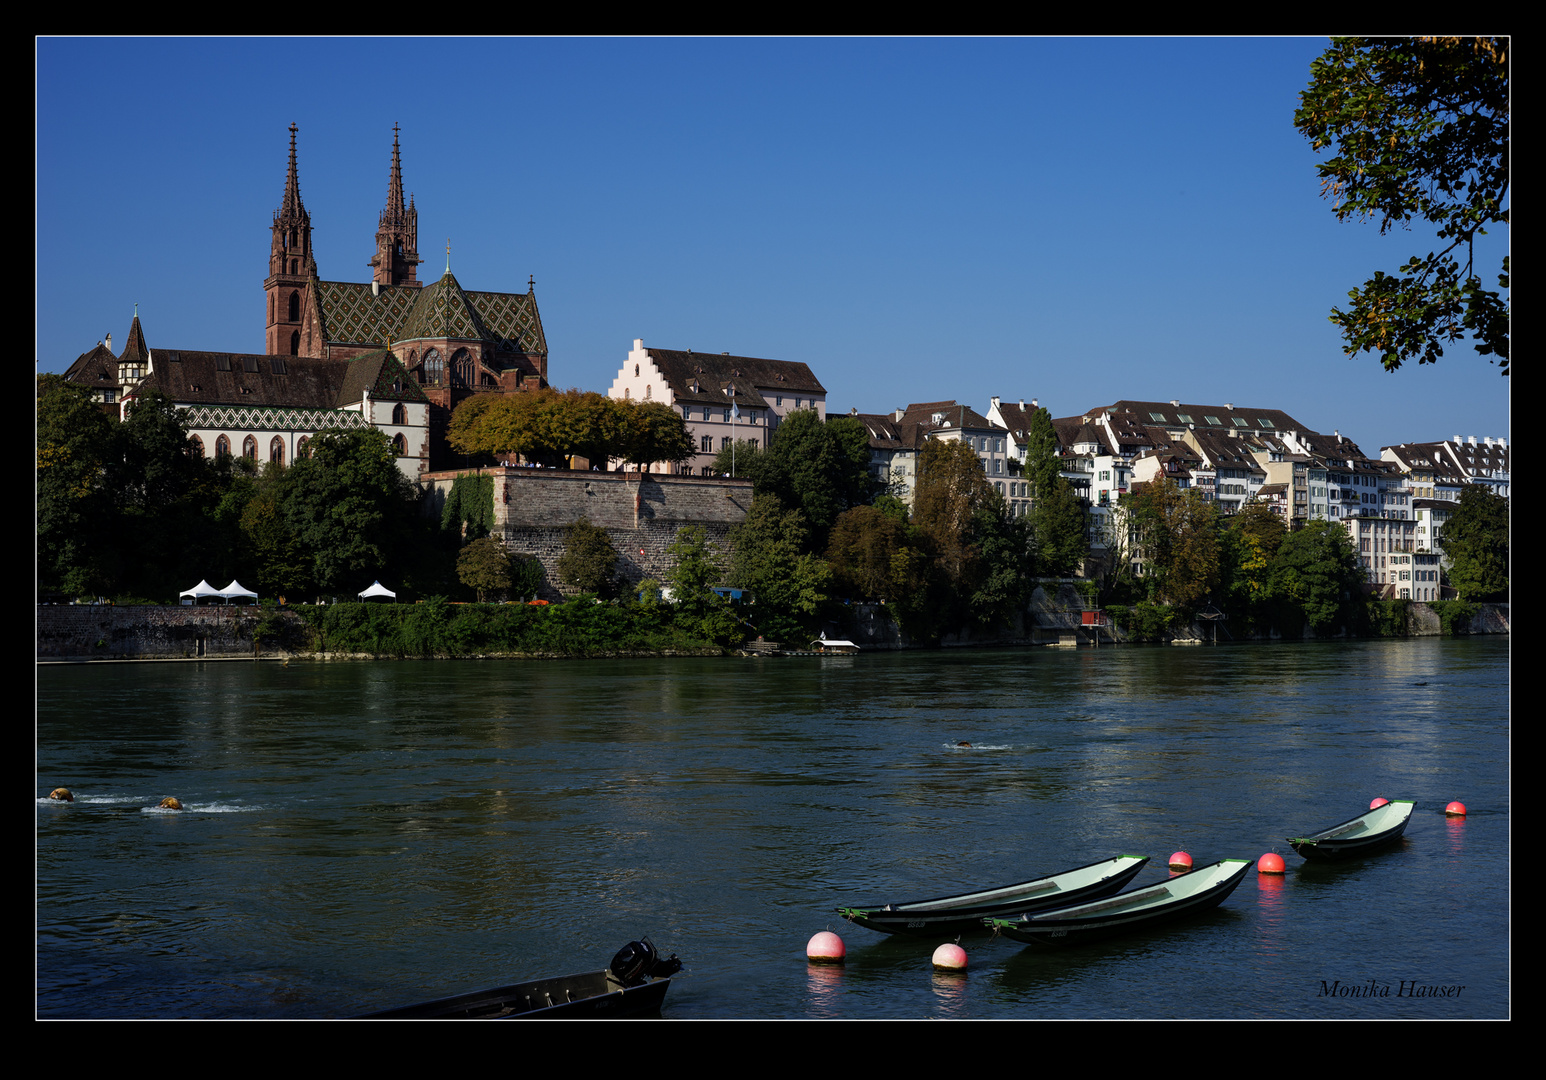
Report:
37,637,1509,1018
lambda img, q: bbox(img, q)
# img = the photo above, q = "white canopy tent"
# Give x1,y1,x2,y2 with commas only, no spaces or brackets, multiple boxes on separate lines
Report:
179,580,223,605
220,580,258,604
358,581,397,601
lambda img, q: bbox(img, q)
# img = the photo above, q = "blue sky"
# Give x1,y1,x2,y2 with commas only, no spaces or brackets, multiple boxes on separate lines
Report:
37,37,1509,456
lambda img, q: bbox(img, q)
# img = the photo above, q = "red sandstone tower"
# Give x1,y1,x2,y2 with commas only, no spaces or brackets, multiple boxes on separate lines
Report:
264,123,316,357
369,124,422,290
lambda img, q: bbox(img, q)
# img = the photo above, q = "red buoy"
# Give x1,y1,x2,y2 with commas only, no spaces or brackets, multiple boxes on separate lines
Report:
1445,801,1467,816
932,943,968,971
1168,851,1192,871
806,931,846,964
1257,852,1286,874
1370,797,1390,809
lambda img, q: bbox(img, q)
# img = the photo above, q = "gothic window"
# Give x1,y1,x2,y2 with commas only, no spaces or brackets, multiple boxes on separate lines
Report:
645,384,652,399
297,436,310,458
270,437,285,465
392,403,407,425
393,433,407,456
242,436,258,459
289,331,299,356
269,295,274,322
288,292,300,321
451,349,474,388
422,349,443,385
215,434,231,457
188,435,204,458
624,387,630,400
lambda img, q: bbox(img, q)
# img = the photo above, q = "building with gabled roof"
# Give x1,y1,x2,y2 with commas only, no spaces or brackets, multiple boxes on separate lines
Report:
98,311,432,481
607,339,827,474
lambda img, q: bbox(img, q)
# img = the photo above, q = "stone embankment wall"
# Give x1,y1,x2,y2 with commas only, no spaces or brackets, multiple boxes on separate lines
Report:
37,605,306,662
421,467,751,598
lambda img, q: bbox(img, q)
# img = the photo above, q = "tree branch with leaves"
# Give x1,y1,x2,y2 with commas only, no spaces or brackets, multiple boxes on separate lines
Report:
1295,36,1508,373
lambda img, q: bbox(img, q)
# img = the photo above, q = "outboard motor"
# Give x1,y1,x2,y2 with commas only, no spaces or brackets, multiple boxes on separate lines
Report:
609,938,683,987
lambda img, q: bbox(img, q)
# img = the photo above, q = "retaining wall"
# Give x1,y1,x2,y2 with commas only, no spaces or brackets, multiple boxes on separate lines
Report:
422,467,752,598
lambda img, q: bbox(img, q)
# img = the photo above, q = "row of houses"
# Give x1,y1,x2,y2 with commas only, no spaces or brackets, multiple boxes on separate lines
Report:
598,341,1505,603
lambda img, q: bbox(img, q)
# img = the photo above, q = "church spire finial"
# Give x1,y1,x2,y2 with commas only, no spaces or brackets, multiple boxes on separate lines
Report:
281,123,303,218
371,124,421,288
384,122,406,219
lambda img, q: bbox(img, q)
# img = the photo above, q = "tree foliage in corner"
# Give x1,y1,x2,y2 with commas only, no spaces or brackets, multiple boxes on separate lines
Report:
1295,37,1508,374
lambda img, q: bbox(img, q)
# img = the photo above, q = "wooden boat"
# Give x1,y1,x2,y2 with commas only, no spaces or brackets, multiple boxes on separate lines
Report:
358,940,681,1018
1286,799,1414,860
986,858,1252,947
837,855,1150,937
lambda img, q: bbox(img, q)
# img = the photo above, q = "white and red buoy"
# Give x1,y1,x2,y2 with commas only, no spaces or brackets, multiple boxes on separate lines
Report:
1257,852,1286,874
806,931,845,964
1445,800,1468,817
932,943,968,971
1168,851,1192,871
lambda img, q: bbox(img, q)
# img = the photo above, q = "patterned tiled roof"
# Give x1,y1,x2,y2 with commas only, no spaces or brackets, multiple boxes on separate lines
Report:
314,279,421,346
180,403,373,433
313,273,548,360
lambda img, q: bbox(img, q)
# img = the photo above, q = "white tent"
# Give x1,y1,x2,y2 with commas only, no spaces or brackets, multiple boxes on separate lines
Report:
358,581,397,601
179,580,223,605
220,580,258,604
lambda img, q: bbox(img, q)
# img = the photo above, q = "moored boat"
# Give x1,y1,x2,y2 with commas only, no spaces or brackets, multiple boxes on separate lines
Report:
986,858,1252,947
1286,799,1414,860
358,939,681,1018
838,855,1150,937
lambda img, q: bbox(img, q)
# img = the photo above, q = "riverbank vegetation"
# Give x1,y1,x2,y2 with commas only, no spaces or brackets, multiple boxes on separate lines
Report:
38,378,1505,649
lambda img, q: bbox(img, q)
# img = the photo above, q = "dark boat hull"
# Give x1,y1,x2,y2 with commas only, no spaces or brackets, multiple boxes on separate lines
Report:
839,855,1150,937
359,971,671,1019
1287,800,1414,861
989,859,1252,948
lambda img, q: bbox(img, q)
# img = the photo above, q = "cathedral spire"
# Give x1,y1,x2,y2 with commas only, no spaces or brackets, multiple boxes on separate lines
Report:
371,123,421,289
267,123,316,356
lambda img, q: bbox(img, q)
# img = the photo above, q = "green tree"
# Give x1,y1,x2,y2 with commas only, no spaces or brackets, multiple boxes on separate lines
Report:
1220,501,1288,623
556,518,619,596
37,375,116,596
666,525,741,646
619,401,696,471
728,496,831,641
710,438,764,479
1440,485,1508,600
749,411,876,546
1295,37,1509,373
912,438,996,590
282,427,420,596
1023,407,1086,576
1122,478,1221,610
1270,519,1363,632
457,536,514,602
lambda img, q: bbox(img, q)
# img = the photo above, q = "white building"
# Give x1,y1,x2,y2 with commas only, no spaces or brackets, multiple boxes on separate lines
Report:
607,340,826,474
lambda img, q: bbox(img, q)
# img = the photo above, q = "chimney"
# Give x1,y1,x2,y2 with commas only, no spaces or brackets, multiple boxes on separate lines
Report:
105,333,113,352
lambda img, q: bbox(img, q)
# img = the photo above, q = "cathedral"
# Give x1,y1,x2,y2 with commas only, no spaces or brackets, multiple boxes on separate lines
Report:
266,123,548,405
65,124,549,474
